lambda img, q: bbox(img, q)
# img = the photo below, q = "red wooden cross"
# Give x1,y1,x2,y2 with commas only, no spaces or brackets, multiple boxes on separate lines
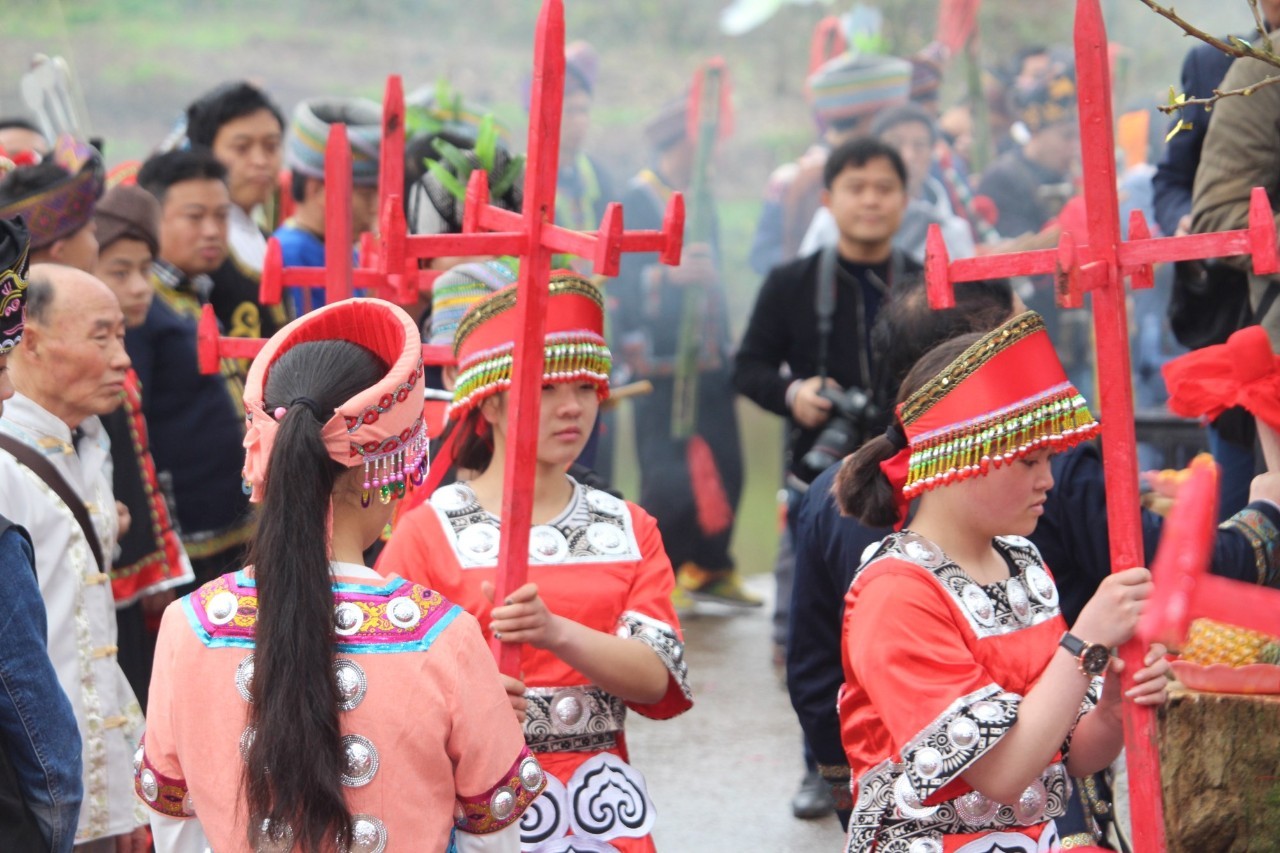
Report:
199,0,686,678
923,1,1279,849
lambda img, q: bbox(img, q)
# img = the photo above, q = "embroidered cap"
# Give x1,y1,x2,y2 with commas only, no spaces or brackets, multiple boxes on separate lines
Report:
241,298,427,504
285,97,382,187
881,312,1098,520
807,53,912,133
0,135,104,250
427,259,517,348
448,271,611,421
0,217,31,354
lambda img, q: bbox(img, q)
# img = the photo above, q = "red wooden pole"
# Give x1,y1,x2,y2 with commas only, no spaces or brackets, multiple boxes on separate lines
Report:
324,124,354,305
489,0,564,676
1071,5,1166,848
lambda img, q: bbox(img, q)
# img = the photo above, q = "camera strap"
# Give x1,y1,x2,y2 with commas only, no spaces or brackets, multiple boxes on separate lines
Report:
814,244,904,389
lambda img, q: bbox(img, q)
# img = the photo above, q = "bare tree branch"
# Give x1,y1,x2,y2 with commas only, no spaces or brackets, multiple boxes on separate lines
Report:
1156,73,1280,113
1135,0,1280,67
1138,0,1280,116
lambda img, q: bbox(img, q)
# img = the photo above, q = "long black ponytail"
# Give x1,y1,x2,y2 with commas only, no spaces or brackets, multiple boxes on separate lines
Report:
243,340,387,852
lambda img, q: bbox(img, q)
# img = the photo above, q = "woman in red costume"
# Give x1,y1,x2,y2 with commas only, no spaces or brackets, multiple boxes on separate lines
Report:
833,312,1170,853
379,272,692,853
135,298,543,852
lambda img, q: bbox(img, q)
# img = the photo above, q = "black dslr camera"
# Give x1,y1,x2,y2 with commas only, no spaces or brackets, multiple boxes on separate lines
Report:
798,386,883,482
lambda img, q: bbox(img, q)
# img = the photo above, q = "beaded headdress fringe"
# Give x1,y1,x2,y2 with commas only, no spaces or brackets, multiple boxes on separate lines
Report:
903,382,1098,499
448,330,612,420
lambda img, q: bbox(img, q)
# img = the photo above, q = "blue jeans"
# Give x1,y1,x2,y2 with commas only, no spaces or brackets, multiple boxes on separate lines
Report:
0,528,82,852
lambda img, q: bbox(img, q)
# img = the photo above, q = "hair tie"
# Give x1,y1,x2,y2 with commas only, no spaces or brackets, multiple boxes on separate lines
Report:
884,419,908,451
271,397,326,422
290,396,326,422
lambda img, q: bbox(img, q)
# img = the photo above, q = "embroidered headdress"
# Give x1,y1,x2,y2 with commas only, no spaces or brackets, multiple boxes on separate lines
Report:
880,311,1098,522
0,217,31,354
242,298,428,505
0,135,104,250
447,271,611,421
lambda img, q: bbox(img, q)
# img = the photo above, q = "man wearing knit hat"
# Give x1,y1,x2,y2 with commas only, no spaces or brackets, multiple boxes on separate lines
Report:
92,183,193,709
93,185,160,328
0,136,104,273
748,52,911,276
273,96,382,314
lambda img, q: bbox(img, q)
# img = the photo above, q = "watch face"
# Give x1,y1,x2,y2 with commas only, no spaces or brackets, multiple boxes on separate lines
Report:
1082,644,1111,676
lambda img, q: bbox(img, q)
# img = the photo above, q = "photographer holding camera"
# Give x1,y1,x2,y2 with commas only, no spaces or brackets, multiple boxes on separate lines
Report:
734,136,917,821
736,137,918,509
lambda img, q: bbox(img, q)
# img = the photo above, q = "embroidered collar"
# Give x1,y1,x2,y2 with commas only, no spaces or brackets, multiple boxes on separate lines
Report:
152,258,213,302
181,571,462,652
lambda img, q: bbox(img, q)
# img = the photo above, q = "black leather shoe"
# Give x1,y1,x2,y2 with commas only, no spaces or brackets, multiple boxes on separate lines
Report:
791,769,835,820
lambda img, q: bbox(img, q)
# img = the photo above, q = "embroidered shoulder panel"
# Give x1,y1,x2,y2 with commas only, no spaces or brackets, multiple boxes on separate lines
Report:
617,610,692,711
181,572,462,653
453,747,546,834
134,737,194,819
862,532,1062,640
430,481,640,568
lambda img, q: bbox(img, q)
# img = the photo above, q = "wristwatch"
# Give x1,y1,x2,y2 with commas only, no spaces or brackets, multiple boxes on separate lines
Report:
1059,632,1111,677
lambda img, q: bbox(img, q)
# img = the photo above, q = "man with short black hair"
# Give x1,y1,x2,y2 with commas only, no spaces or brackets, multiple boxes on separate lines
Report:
737,137,918,493
799,103,975,263
735,137,918,819
185,81,285,273
132,150,255,587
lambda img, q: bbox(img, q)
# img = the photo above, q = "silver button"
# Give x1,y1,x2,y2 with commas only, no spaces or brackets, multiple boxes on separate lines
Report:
1025,564,1059,606
459,522,500,558
490,786,516,822
586,489,625,517
206,590,238,625
257,819,294,853
956,789,998,826
900,533,945,567
892,773,938,819
345,814,387,853
947,717,980,749
235,654,255,703
972,701,1002,723
386,596,421,630
132,744,144,774
529,526,568,562
333,659,368,711
431,483,475,512
913,746,944,779
909,839,943,853
519,756,544,792
183,791,196,816
340,735,379,787
334,602,364,636
239,726,256,762
139,768,158,802
1006,577,1032,623
961,584,995,626
551,688,587,731
586,522,625,554
1014,779,1048,824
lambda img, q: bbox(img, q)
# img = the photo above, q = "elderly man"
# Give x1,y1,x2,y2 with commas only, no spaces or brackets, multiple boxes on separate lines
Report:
0,263,148,853
0,223,83,853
